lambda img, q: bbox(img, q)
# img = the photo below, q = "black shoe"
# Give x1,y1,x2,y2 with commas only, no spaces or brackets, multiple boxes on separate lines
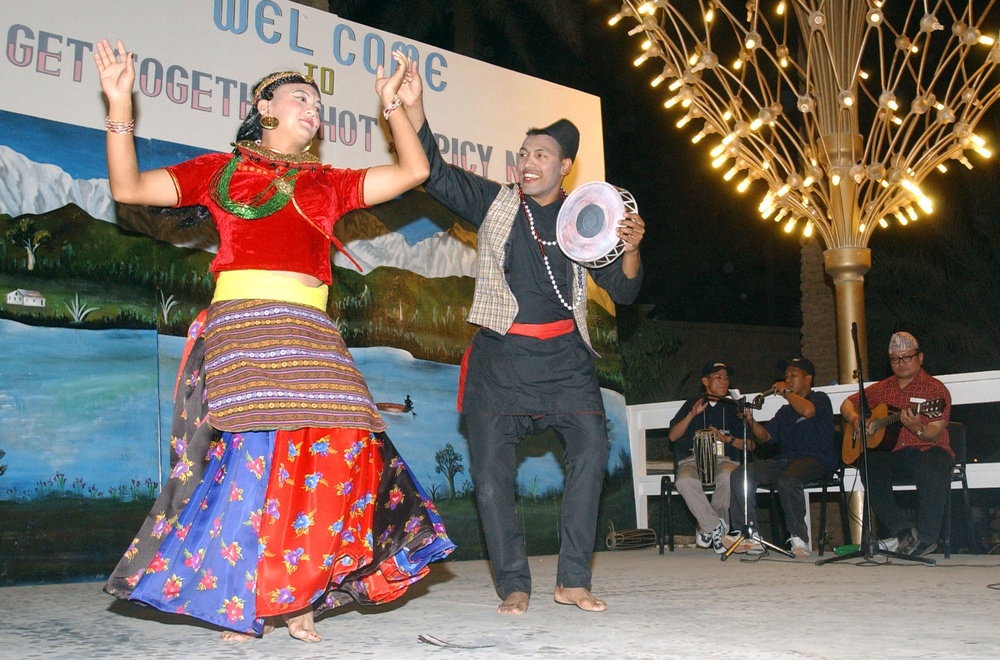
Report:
905,541,937,557
897,529,918,554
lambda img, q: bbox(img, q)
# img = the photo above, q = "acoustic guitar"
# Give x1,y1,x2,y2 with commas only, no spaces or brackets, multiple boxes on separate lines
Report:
842,398,946,465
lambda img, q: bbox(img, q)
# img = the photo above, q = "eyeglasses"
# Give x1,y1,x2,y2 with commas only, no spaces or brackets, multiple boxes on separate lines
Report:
889,352,920,365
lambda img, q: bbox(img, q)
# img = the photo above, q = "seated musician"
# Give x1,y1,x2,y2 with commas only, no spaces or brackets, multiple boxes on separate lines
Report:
840,332,952,557
725,357,838,558
667,361,751,552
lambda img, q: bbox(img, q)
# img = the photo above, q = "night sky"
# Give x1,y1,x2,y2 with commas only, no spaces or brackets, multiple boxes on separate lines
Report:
330,0,805,328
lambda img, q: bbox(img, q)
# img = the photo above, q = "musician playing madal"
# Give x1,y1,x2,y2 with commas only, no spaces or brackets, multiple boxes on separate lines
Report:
667,361,753,553
840,332,953,557
396,66,644,615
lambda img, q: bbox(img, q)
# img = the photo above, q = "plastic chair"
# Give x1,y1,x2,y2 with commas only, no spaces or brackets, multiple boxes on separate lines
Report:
659,473,715,554
658,468,781,554
943,421,977,557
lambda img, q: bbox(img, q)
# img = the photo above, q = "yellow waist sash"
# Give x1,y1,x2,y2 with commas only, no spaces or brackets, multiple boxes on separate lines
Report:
213,270,328,311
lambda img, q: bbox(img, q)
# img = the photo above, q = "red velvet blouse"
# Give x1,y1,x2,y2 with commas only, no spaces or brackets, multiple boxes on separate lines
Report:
166,143,367,284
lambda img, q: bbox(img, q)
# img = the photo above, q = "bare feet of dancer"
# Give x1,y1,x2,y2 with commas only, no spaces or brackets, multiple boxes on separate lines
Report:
497,591,530,615
284,608,323,643
220,622,275,642
553,586,607,612
220,630,255,643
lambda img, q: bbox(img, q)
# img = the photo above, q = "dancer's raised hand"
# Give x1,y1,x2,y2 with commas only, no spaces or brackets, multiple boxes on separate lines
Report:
94,39,134,106
375,49,413,108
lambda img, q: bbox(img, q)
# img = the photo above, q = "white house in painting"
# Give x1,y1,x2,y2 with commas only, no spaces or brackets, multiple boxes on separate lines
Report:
5,289,46,307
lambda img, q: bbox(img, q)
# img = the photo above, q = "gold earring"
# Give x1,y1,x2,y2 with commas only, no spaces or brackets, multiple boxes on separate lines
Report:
260,114,279,130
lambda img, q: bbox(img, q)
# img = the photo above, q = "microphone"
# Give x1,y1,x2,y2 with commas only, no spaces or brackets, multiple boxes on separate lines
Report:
751,385,781,408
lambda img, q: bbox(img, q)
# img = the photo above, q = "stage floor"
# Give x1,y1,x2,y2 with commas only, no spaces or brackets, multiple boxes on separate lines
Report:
2,546,997,659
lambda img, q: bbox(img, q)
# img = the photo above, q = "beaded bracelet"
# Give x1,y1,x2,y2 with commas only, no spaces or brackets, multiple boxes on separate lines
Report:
106,117,135,134
382,95,402,120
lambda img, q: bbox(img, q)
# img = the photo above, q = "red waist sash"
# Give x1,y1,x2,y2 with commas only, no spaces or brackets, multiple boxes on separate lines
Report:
457,319,576,412
507,319,575,339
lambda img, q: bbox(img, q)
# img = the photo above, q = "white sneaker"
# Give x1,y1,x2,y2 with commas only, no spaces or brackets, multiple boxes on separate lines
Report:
695,527,712,548
789,536,811,558
878,537,899,552
710,519,728,554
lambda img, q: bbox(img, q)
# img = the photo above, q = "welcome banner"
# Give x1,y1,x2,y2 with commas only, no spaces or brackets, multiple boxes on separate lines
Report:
0,0,636,585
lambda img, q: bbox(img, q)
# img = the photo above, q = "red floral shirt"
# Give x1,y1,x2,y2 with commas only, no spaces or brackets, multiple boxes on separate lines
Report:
847,369,952,460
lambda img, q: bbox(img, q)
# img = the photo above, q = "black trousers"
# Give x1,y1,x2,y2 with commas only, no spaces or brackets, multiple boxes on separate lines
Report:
465,412,609,598
862,446,952,544
729,456,827,542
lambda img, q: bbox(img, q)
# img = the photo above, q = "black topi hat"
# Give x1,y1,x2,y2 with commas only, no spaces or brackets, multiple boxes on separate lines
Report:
529,118,580,161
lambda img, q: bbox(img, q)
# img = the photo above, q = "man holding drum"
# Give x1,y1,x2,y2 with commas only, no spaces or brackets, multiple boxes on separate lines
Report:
667,361,753,552
398,70,644,615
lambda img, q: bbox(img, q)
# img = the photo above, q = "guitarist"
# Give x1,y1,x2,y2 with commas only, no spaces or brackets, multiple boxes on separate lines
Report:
841,332,953,557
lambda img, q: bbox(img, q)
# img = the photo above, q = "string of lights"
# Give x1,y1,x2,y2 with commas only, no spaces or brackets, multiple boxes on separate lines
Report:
611,0,1000,380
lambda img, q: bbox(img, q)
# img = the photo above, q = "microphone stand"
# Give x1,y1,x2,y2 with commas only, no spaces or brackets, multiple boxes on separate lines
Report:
816,322,934,566
713,393,795,560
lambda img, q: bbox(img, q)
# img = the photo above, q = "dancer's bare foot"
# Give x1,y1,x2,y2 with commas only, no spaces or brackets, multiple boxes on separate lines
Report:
220,622,272,643
284,609,322,643
553,586,607,612
497,591,530,615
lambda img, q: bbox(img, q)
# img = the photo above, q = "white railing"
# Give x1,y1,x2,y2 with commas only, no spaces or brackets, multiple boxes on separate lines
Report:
627,370,1000,529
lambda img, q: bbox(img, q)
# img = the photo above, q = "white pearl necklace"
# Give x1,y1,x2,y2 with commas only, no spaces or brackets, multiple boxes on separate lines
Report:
517,185,584,311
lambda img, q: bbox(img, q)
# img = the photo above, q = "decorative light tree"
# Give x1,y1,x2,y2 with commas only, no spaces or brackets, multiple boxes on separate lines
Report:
611,0,1000,382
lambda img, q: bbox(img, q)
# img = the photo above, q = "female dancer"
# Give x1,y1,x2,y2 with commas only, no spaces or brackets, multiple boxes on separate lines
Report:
95,38,453,642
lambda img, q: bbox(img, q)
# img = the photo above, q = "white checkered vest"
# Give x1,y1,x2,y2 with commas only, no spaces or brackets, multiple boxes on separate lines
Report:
467,184,595,354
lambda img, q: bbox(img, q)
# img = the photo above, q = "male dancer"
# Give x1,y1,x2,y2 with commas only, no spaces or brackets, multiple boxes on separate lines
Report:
398,71,645,614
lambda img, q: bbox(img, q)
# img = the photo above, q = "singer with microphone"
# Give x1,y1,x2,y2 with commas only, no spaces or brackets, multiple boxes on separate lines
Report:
667,361,753,552
724,357,838,558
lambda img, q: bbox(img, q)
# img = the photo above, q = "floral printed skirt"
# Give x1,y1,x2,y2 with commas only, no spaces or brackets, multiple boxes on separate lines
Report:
105,309,455,634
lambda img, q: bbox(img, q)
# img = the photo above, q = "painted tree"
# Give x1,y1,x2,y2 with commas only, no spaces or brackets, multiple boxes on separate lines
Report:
434,443,465,499
4,218,51,271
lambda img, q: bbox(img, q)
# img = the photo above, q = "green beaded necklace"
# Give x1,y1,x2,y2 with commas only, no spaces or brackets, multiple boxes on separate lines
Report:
210,153,301,220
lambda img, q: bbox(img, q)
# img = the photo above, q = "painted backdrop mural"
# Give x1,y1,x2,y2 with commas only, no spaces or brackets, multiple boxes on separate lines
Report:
0,0,635,585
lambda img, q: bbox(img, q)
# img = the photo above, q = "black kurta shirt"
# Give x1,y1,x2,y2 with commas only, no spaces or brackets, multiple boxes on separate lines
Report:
418,122,642,415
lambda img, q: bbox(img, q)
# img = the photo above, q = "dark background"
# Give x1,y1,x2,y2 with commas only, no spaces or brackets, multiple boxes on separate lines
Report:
323,1,1000,463
326,0,1000,369
328,0,804,327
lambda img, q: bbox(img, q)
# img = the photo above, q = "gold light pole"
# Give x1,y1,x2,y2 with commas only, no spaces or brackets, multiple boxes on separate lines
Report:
611,0,1000,383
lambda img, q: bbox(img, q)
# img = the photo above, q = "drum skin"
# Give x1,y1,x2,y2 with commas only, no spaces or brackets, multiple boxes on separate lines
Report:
556,182,637,268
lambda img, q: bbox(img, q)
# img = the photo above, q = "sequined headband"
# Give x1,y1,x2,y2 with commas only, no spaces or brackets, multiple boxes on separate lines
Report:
252,71,316,105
